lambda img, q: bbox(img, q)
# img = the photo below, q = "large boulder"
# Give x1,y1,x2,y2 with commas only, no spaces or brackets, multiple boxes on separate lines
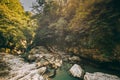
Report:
69,64,84,78
84,72,120,80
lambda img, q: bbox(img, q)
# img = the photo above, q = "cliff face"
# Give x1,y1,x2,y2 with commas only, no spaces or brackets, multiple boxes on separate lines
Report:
32,0,120,63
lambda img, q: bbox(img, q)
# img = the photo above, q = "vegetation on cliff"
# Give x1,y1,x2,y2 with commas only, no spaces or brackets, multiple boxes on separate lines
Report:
0,0,37,53
32,0,120,62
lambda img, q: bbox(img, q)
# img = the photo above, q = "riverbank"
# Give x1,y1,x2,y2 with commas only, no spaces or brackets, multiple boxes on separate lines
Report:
0,46,120,80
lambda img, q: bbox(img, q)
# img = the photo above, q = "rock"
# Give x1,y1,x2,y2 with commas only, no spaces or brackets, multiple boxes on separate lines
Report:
36,54,63,69
51,59,62,69
38,67,47,75
47,54,62,69
0,53,9,76
43,62,49,66
36,59,49,68
32,74,45,80
30,46,49,54
29,52,62,69
28,46,63,69
62,55,70,62
69,56,81,62
84,72,120,80
2,54,47,80
69,64,84,78
47,69,56,78
28,54,36,62
0,70,9,75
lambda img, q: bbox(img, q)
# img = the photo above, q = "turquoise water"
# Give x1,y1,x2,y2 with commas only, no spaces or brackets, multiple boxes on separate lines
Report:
52,63,80,80
52,62,120,80
52,69,79,80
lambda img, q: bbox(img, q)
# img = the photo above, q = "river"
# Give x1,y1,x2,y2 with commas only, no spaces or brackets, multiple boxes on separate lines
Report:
52,61,120,80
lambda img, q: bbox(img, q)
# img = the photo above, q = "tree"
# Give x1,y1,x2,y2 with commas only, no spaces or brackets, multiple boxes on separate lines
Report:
0,0,36,53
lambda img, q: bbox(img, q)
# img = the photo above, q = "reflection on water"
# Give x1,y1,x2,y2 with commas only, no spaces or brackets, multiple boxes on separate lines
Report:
52,63,80,80
52,62,120,80
52,69,79,80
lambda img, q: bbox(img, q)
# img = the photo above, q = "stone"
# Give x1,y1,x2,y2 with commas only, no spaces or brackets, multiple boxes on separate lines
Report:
2,54,47,80
84,72,120,80
48,69,56,78
28,46,63,69
32,74,44,80
69,64,84,78
54,59,62,68
41,54,62,69
28,54,36,62
38,67,47,75
30,46,49,54
69,56,81,62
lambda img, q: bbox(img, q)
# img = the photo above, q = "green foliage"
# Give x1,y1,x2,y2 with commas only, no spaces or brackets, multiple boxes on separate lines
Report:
0,0,37,53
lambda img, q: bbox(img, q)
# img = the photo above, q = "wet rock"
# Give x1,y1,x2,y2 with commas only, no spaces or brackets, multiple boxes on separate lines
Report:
69,56,81,62
50,58,62,69
84,72,120,80
69,64,84,78
62,55,70,62
47,69,56,78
